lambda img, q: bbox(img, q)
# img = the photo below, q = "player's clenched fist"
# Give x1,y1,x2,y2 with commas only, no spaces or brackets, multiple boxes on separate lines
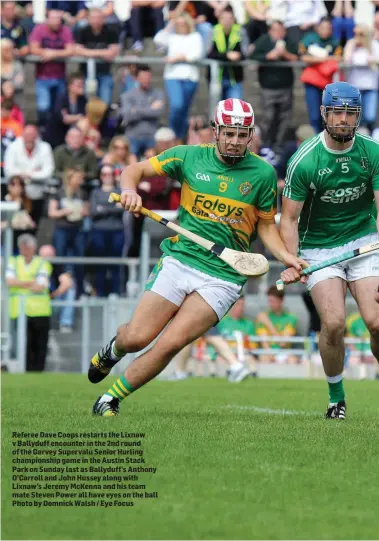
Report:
120,189,142,215
280,254,309,285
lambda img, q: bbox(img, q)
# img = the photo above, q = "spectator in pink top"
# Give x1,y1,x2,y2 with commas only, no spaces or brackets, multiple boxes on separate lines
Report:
29,10,74,129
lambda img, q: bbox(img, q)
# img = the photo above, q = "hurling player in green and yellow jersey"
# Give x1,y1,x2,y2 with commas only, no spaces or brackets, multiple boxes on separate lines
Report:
280,82,379,420
89,98,306,417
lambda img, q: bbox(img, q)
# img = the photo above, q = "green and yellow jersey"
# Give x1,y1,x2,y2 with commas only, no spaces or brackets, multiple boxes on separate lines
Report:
282,132,379,250
217,314,258,348
346,313,371,353
256,310,297,349
149,144,277,285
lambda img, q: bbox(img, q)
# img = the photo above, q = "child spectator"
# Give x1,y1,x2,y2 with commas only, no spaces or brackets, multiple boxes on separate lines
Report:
76,97,108,159
1,81,24,125
256,285,299,364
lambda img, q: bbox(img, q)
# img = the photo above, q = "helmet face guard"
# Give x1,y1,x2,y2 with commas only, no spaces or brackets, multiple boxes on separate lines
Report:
321,82,362,143
322,105,362,143
213,99,255,164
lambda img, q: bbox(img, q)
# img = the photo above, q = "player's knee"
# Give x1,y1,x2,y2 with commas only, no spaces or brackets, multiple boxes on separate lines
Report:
156,335,187,358
365,317,379,337
323,317,345,343
116,324,151,353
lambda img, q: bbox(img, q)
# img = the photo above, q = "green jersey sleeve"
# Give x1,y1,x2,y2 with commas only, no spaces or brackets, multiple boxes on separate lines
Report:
148,145,188,184
282,147,311,201
370,141,379,191
257,166,277,219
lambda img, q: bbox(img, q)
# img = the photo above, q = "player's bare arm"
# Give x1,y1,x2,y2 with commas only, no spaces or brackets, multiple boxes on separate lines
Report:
280,198,304,255
257,218,307,280
119,159,157,213
279,198,308,285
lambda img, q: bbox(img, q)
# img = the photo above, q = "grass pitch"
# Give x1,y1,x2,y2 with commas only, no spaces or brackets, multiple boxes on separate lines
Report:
2,374,379,540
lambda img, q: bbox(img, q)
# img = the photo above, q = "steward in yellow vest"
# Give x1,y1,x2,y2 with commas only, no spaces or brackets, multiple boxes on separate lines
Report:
207,7,245,95
6,234,52,371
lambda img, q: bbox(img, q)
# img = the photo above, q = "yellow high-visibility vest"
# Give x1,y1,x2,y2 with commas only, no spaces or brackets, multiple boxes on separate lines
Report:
213,23,242,84
8,256,52,319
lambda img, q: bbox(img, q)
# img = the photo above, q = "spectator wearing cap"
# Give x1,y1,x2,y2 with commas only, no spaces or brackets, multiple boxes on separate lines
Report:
0,1,29,57
75,8,120,105
154,14,203,142
119,65,165,160
139,127,177,211
252,20,298,156
4,124,54,226
29,10,74,129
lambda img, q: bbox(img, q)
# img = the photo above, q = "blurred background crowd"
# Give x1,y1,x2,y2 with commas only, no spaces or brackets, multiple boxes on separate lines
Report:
1,0,378,371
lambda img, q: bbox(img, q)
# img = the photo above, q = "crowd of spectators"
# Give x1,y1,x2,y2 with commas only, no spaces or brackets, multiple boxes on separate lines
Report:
1,0,379,346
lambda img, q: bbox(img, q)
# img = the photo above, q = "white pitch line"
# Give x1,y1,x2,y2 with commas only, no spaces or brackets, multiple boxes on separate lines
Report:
224,405,321,416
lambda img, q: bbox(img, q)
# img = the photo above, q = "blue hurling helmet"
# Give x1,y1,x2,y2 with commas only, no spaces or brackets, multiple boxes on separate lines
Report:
322,82,362,142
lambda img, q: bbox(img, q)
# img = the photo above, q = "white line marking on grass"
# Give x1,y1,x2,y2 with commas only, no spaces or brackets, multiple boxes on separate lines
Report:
224,405,321,416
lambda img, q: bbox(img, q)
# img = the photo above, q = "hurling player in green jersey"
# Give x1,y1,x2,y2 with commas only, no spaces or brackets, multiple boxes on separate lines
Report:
89,98,306,417
280,82,379,420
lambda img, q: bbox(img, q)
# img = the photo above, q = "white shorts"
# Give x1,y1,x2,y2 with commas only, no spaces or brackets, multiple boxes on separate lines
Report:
300,233,379,291
145,256,242,320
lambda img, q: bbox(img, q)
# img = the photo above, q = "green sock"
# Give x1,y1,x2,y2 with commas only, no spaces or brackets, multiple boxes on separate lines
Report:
105,375,135,401
327,376,345,403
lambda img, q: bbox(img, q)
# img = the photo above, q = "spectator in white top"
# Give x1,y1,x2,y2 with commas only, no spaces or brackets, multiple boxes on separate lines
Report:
154,14,203,142
4,124,54,225
344,24,379,132
269,0,327,48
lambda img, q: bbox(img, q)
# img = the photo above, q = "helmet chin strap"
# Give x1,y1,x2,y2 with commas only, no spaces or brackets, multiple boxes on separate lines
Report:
215,125,252,164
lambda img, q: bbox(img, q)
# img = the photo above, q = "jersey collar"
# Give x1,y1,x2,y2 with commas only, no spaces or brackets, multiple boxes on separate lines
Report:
320,131,355,154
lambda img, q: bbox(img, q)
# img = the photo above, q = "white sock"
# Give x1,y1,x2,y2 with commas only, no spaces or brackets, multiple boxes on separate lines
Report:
110,342,125,361
100,394,113,403
326,374,343,384
230,362,244,372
